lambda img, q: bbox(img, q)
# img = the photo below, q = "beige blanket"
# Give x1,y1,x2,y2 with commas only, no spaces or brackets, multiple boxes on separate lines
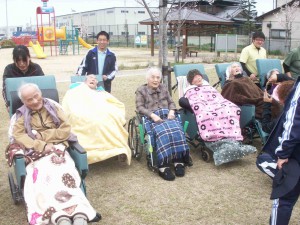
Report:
62,84,131,165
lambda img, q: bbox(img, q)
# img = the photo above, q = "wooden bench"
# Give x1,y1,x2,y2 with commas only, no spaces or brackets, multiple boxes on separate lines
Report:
188,50,198,57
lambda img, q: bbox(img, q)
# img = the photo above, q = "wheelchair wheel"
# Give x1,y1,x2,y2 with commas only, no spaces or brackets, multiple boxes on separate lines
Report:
128,118,134,150
147,155,158,172
129,117,143,160
8,172,19,205
201,147,212,162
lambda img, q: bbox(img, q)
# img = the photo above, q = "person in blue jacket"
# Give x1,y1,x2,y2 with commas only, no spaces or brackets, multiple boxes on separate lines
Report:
77,31,117,93
257,76,300,224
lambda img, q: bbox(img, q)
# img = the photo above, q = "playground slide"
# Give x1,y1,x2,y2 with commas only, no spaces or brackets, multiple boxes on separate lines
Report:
28,41,47,59
78,37,93,49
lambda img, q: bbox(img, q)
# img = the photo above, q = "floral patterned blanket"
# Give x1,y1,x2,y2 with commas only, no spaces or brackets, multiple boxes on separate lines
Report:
184,85,243,142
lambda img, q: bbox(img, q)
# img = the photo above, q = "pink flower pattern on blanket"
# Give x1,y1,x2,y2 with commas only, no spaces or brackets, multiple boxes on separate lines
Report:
185,85,243,142
32,168,38,183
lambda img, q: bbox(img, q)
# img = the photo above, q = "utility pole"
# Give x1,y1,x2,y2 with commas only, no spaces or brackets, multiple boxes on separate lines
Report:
6,0,9,38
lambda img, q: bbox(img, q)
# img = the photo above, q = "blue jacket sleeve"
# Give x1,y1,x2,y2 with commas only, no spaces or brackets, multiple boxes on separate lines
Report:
276,83,300,159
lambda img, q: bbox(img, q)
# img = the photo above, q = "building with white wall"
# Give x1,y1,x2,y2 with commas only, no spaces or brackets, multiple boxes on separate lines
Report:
55,7,159,37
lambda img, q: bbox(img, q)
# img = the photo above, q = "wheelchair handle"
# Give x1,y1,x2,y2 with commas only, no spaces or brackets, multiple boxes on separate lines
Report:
183,121,189,133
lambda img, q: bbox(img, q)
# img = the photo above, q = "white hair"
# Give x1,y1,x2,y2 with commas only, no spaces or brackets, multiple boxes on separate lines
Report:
225,62,242,80
146,67,162,80
266,68,280,80
18,83,41,102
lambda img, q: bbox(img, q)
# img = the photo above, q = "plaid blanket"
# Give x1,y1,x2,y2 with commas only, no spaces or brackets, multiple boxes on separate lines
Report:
144,109,189,164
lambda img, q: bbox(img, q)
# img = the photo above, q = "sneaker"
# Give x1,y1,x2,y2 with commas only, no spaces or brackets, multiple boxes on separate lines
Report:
174,164,185,177
158,167,175,181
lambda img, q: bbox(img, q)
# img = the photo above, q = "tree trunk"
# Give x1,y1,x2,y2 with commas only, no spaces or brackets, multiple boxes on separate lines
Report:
159,0,170,92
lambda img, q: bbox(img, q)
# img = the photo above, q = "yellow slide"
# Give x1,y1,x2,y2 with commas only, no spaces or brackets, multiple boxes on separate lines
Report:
78,37,93,49
28,41,47,59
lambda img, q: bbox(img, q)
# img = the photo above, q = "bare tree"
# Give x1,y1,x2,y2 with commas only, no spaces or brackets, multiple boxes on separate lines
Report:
274,0,300,54
136,0,214,91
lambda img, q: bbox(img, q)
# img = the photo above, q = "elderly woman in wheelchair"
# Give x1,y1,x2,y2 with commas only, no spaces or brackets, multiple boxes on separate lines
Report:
179,69,256,166
6,83,99,225
221,62,265,119
134,67,190,181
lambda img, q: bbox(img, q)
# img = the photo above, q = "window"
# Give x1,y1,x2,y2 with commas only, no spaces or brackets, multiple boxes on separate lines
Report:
152,11,159,15
271,29,287,39
107,10,113,14
138,11,145,14
109,32,113,35
121,10,129,13
138,32,145,35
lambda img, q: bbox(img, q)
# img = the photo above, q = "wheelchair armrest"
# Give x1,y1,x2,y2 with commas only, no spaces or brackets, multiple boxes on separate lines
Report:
67,142,88,179
69,141,86,154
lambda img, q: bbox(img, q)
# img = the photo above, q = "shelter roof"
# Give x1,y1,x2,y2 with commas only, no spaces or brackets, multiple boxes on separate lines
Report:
139,8,233,25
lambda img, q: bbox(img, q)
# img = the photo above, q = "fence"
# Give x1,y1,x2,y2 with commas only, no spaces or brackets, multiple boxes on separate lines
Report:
14,23,300,54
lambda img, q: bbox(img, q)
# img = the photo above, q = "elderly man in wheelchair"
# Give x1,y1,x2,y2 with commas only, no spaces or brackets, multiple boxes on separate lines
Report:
6,83,99,225
134,67,190,181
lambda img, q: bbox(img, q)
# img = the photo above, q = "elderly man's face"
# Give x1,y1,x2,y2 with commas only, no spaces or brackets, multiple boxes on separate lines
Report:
85,75,98,89
191,74,203,86
21,86,43,111
231,64,242,76
147,72,161,89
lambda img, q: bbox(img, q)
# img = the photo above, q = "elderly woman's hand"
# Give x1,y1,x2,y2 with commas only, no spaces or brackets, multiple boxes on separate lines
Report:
250,74,258,81
263,90,273,103
167,110,175,120
150,113,163,123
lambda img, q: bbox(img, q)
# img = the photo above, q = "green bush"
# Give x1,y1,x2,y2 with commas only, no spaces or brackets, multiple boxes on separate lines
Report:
0,39,16,48
268,50,283,56
200,43,214,51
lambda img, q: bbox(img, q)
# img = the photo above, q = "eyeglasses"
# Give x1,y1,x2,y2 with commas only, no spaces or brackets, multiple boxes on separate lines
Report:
255,38,265,42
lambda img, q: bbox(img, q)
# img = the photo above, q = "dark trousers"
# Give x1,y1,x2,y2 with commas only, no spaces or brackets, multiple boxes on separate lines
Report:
270,179,300,225
104,80,112,93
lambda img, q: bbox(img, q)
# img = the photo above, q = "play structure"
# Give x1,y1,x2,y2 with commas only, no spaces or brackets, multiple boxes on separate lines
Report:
12,0,93,58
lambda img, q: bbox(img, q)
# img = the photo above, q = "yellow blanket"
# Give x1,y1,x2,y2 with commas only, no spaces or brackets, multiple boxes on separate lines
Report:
62,83,131,165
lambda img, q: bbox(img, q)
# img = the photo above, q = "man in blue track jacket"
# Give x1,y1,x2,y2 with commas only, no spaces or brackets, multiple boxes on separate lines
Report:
260,76,300,224
77,31,117,93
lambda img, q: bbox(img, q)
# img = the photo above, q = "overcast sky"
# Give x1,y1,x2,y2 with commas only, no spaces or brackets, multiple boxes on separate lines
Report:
0,0,274,27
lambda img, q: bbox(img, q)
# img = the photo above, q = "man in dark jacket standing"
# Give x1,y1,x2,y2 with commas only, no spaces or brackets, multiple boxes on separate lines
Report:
258,76,300,224
77,31,117,93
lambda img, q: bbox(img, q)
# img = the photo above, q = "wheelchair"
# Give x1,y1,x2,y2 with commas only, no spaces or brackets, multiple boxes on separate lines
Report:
4,75,101,222
256,58,283,89
214,62,269,145
128,111,191,172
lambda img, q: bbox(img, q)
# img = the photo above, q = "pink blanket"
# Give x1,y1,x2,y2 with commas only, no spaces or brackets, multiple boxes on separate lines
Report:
185,85,243,142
